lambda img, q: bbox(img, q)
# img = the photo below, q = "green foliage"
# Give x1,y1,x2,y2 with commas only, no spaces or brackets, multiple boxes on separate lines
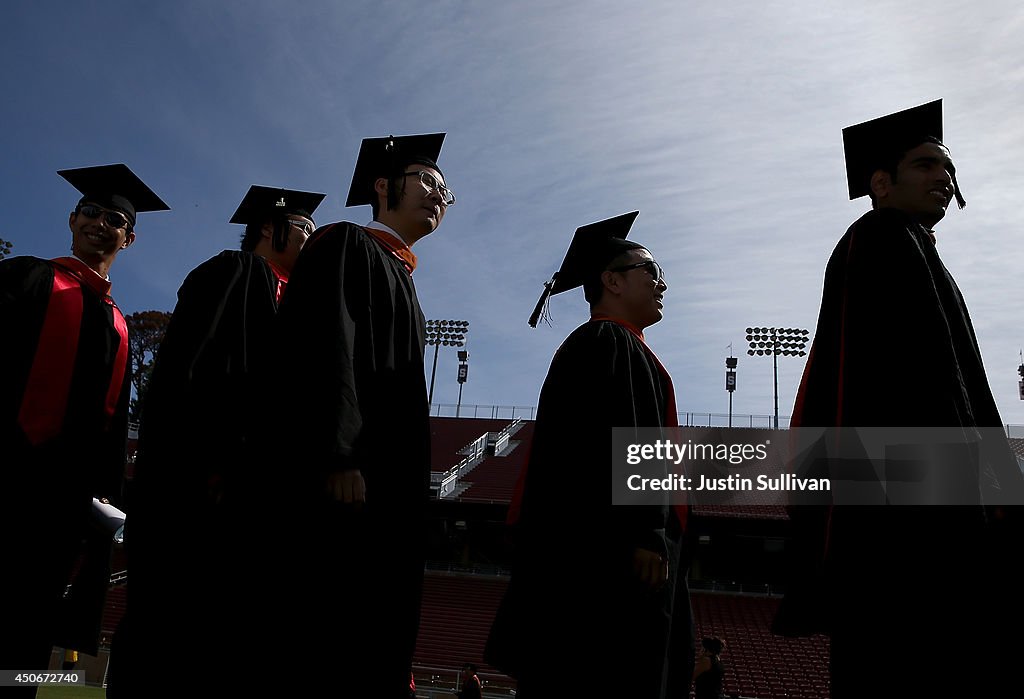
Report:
126,310,172,421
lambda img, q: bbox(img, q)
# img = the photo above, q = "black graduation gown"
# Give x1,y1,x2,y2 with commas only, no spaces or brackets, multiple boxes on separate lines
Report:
486,320,693,699
0,256,129,687
135,250,283,502
269,222,431,697
122,251,283,689
774,209,1023,697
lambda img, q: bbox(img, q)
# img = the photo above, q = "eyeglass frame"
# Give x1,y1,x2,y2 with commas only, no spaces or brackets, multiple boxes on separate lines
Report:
607,259,665,284
287,217,315,236
403,169,456,206
76,203,132,231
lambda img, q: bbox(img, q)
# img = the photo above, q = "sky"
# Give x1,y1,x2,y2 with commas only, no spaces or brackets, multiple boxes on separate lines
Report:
2,0,1023,425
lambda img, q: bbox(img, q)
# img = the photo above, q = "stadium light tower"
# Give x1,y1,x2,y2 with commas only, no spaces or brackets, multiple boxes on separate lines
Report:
1018,349,1023,401
425,319,469,406
456,349,469,417
725,348,738,428
746,326,809,429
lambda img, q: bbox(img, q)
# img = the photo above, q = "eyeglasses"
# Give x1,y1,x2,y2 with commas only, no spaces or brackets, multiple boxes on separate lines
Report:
289,219,315,236
77,204,131,230
608,260,665,284
404,170,456,206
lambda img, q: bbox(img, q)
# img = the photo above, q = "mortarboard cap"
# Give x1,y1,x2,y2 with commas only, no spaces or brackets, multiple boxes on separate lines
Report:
346,133,446,207
229,185,326,224
842,100,964,208
58,163,169,227
528,211,643,327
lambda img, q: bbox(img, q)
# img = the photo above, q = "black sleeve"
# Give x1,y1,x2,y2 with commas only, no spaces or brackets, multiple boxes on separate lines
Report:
524,322,669,559
97,351,131,508
834,213,965,425
138,251,270,494
0,257,53,428
276,224,374,473
149,251,252,389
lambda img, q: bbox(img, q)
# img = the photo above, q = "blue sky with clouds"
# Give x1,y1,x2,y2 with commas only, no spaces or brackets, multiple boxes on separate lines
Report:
3,0,1022,424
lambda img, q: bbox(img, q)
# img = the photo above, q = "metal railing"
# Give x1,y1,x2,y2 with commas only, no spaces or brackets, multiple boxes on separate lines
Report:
429,404,790,427
430,403,538,420
428,405,1024,437
678,412,789,429
434,418,526,498
688,579,783,596
134,411,1024,438
436,434,490,498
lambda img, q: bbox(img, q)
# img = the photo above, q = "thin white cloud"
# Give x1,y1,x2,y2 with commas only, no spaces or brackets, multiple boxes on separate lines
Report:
2,0,1021,421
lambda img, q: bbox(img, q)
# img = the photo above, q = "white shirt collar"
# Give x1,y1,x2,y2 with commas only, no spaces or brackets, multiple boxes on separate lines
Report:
364,220,410,247
73,254,109,280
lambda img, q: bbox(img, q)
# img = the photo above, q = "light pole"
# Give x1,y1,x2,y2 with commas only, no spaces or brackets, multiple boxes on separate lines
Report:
746,327,809,429
456,349,469,417
1018,350,1023,401
425,319,469,406
725,352,738,428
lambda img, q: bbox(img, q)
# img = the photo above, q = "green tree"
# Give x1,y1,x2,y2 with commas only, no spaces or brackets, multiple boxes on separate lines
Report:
0,237,12,260
126,310,172,421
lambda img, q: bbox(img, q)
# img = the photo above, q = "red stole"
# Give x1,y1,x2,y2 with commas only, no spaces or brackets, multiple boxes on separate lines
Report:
16,257,128,445
265,259,289,304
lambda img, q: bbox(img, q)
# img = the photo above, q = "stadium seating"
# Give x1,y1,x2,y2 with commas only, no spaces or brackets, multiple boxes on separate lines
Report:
101,582,127,637
415,573,507,673
430,417,514,471
693,591,829,698
1008,437,1024,460
455,423,534,504
414,572,831,698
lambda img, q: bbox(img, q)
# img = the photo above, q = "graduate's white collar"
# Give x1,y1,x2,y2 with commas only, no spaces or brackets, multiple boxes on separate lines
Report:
364,221,411,247
73,254,110,280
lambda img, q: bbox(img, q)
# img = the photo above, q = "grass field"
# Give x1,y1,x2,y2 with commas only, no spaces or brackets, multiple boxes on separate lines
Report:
36,686,106,699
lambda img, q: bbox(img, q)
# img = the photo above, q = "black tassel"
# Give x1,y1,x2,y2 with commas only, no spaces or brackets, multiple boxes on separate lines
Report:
952,173,966,209
528,279,554,328
385,136,401,211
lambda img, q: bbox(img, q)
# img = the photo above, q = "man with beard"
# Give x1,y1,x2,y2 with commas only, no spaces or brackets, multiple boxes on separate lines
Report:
774,100,1023,697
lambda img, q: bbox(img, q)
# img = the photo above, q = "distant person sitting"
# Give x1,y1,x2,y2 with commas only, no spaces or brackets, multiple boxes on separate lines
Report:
458,663,482,699
693,636,725,699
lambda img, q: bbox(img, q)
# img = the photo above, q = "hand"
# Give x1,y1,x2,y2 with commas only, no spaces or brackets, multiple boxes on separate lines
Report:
327,469,366,505
206,475,224,506
632,547,668,591
693,655,712,681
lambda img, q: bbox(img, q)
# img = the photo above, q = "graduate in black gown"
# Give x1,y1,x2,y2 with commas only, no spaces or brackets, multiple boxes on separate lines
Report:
486,213,694,699
118,185,323,692
0,164,167,695
270,134,454,696
773,101,1024,697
